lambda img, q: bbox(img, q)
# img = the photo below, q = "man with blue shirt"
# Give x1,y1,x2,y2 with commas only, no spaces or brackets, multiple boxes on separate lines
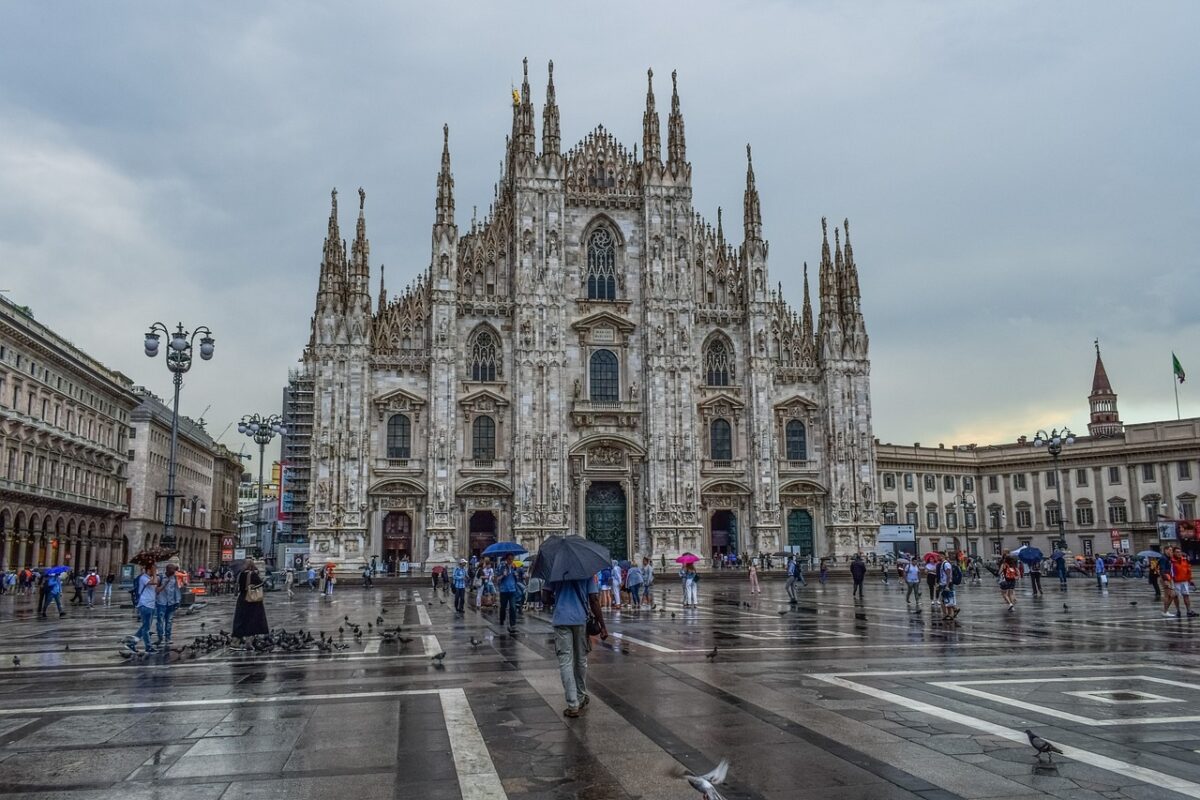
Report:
452,558,468,613
496,554,520,632
550,574,606,718
156,563,182,645
127,564,159,654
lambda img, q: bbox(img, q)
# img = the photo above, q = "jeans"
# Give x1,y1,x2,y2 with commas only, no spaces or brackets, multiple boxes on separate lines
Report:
1057,565,1068,586
630,584,642,605
156,603,178,642
41,592,64,616
453,586,465,612
499,591,517,627
553,624,589,709
86,587,95,606
852,579,864,598
103,584,113,602
1029,573,1043,595
786,576,798,601
905,581,921,603
136,606,155,650
683,581,698,606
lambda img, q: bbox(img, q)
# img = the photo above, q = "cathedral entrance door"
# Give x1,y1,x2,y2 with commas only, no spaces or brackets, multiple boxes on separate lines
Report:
383,512,412,574
786,509,814,558
469,511,497,558
585,482,627,561
710,510,738,557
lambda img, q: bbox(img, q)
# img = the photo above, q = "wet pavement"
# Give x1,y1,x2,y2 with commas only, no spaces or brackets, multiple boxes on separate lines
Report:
0,573,1197,799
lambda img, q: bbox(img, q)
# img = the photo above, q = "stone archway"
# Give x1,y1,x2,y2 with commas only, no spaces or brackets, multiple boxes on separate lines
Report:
710,509,738,557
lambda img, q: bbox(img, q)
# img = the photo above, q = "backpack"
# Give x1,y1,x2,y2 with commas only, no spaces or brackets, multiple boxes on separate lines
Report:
951,564,963,586
85,574,98,587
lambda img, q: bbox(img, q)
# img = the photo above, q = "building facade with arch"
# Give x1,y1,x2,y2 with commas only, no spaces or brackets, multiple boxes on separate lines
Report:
0,294,140,573
299,62,878,569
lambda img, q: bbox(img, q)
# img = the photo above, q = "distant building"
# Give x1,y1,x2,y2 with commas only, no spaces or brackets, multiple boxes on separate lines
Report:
877,345,1199,557
0,294,140,572
210,444,245,567
280,370,313,546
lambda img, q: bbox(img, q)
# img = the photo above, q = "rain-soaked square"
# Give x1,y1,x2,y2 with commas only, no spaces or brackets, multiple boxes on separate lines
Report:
2,573,1198,799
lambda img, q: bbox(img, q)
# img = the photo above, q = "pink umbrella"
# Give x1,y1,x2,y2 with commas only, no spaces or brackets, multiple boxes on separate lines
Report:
675,553,700,564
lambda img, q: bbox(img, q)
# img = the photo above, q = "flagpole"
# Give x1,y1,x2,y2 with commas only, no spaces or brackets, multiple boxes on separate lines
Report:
1176,374,1181,420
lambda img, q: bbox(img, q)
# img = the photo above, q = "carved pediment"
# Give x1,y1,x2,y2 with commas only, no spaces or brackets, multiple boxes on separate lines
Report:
369,479,425,496
780,479,828,495
701,480,752,496
571,310,635,347
697,392,745,422
373,388,427,421
774,395,819,419
458,388,510,413
458,479,511,496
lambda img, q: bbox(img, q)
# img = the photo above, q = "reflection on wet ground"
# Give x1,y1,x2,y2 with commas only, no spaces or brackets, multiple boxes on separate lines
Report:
0,574,1196,798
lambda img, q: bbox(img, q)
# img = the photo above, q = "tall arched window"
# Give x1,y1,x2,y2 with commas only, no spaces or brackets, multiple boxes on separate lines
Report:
472,416,496,461
589,349,619,402
586,227,617,300
387,414,411,459
785,420,807,461
710,419,733,461
704,336,733,386
469,328,499,382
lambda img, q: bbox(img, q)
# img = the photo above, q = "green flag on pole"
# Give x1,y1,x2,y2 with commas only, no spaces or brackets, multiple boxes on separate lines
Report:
1173,353,1186,384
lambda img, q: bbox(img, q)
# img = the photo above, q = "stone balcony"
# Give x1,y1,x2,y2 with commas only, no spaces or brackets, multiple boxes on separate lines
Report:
570,400,641,430
0,476,127,514
700,458,746,474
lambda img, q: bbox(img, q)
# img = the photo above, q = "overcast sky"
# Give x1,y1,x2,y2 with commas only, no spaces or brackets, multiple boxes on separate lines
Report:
2,2,1197,461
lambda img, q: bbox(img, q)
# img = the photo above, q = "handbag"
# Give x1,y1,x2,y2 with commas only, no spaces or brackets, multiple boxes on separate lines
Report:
577,582,603,637
245,582,264,603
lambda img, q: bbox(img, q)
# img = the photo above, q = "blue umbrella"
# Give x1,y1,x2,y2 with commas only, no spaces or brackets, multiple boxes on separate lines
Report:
482,541,527,557
1016,547,1044,564
44,566,71,575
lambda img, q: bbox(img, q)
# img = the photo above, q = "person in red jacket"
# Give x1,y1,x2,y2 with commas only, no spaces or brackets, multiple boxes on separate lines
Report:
1168,547,1196,618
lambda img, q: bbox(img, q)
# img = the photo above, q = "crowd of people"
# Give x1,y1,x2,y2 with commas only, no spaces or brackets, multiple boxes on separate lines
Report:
0,567,117,615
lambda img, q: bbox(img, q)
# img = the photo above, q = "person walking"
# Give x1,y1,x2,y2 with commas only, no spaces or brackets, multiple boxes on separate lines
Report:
1148,554,1163,601
1094,554,1107,591
610,560,624,610
452,559,468,613
641,556,655,608
680,562,699,608
126,564,158,652
785,557,804,603
627,561,644,608
306,565,317,591
999,556,1019,612
103,572,115,604
939,556,960,620
1052,549,1068,590
850,555,866,599
324,564,336,598
1028,558,1044,597
818,559,828,585
84,569,99,607
748,559,760,595
156,564,182,645
904,560,922,608
1169,547,1196,617
69,571,85,606
41,571,66,618
550,573,606,718
231,559,269,649
925,558,940,609
497,553,519,633
284,568,295,599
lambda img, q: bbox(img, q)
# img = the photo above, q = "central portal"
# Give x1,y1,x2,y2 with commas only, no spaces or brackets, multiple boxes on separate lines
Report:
585,481,627,561
382,511,413,571
710,510,738,556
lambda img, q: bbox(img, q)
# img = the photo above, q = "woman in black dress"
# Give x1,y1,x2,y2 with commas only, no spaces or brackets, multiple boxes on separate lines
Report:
231,558,269,647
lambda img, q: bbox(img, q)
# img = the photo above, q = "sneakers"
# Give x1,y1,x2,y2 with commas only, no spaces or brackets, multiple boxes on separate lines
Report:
1164,612,1177,618
1188,611,1198,618
580,694,590,709
1007,605,1015,612
563,706,583,718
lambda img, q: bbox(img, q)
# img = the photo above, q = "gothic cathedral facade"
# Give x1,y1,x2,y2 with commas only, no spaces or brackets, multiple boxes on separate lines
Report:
300,61,878,569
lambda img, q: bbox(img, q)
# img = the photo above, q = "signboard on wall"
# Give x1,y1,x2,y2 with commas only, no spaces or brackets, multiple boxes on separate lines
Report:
1109,529,1122,550
878,524,916,543
1158,521,1178,541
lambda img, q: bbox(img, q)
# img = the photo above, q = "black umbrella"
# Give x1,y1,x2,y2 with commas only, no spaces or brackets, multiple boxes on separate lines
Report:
531,535,610,584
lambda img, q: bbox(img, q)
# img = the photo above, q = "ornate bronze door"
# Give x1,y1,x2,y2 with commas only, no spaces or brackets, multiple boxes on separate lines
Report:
787,509,814,557
585,482,627,561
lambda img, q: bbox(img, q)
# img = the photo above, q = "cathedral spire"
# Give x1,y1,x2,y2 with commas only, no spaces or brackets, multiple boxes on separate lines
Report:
435,124,455,227
817,217,839,337
841,218,861,310
743,143,762,242
716,206,725,245
801,262,814,340
542,60,560,156
642,68,661,163
511,57,536,163
667,69,687,171
318,188,346,299
348,187,370,298
377,264,387,314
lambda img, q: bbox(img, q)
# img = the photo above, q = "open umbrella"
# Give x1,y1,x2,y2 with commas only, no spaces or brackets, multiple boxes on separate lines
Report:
1016,547,1044,564
44,565,70,576
675,553,700,564
131,547,176,568
1136,550,1164,559
530,535,610,583
482,541,527,557
618,559,632,570
922,552,941,563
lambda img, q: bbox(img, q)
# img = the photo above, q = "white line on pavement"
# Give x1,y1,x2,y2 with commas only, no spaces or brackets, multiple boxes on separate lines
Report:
442,687,508,799
812,672,1200,800
0,689,441,716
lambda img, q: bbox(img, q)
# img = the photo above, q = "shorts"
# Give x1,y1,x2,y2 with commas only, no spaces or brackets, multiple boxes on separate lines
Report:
941,588,957,606
1175,581,1191,596
999,580,1014,591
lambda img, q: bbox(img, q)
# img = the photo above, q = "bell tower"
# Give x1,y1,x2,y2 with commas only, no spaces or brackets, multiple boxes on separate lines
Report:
1088,340,1123,437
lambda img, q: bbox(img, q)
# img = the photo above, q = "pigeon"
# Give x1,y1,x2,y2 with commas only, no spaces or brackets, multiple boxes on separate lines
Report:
380,608,388,614
777,610,788,616
344,615,350,622
398,637,414,644
200,622,206,629
1130,601,1138,606
1026,729,1063,761
1062,603,1069,612
682,758,729,799
376,616,384,626
11,655,19,666
671,612,677,620
118,650,133,660
705,647,718,661
338,627,344,637
431,651,447,664
64,645,69,652
470,637,482,648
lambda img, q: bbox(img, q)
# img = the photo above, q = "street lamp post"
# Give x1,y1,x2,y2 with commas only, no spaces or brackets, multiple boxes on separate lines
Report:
955,491,976,554
238,414,284,559
143,322,215,551
1033,427,1075,549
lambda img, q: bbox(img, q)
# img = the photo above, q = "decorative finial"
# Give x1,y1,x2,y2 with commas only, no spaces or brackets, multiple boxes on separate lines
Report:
821,216,827,236
358,187,365,210
648,67,653,85
1095,338,1100,355
746,143,752,163
443,123,449,145
548,59,554,76
522,57,528,77
671,69,677,91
